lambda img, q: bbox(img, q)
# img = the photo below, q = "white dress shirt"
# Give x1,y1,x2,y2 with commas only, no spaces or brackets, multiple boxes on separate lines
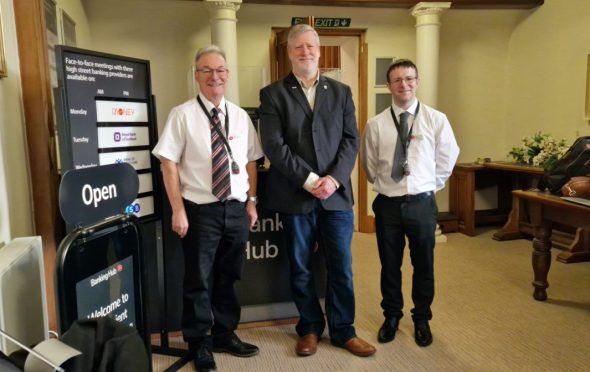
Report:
361,100,460,197
152,94,264,204
296,72,319,110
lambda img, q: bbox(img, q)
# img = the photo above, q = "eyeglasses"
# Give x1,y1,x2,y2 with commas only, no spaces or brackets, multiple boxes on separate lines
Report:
197,68,228,76
389,77,418,85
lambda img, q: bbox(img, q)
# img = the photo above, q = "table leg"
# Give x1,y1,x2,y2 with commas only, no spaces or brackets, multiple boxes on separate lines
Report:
556,228,590,263
450,170,476,236
493,194,526,241
530,203,551,301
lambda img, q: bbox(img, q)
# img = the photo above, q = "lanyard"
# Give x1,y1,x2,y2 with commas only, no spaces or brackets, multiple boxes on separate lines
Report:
390,101,420,157
196,95,239,174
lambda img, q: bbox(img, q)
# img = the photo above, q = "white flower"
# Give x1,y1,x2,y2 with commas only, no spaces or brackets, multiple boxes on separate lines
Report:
508,132,569,169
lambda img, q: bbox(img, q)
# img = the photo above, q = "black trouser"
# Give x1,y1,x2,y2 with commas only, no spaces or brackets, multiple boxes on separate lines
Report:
372,192,438,322
181,199,249,348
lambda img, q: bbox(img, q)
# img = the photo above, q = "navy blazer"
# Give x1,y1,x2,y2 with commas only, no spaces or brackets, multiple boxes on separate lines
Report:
258,72,358,214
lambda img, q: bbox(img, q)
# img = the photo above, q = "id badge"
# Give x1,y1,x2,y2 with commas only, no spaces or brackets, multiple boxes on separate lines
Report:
231,161,240,175
403,160,410,176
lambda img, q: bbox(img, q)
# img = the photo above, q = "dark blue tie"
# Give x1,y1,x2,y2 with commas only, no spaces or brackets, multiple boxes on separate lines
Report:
391,111,410,182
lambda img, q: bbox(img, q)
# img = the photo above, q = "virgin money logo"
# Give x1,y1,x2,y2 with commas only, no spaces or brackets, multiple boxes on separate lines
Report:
112,108,135,116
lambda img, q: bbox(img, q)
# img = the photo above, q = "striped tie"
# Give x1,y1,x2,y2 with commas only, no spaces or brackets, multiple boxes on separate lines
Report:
210,108,230,201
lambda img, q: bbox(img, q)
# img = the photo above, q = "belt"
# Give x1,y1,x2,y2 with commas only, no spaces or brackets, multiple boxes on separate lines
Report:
183,198,243,208
384,191,434,202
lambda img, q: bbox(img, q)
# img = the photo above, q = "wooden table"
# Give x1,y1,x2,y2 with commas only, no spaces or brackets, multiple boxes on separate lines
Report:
512,190,590,301
449,161,543,236
496,191,590,263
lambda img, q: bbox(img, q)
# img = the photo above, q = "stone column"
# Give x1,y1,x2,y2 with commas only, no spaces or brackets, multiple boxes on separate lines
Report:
411,2,451,108
204,0,242,104
411,2,451,243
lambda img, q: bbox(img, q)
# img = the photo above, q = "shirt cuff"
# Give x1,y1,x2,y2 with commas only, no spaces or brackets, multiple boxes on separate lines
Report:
303,172,320,193
326,175,340,189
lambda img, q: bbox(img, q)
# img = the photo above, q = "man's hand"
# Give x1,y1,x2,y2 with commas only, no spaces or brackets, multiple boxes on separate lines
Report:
246,202,258,228
172,209,189,238
311,176,338,200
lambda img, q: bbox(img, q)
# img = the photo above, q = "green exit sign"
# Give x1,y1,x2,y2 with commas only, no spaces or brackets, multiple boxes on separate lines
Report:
291,17,352,28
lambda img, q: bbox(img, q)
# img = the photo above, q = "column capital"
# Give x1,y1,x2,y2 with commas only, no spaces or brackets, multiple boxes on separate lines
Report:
411,2,451,18
204,0,242,13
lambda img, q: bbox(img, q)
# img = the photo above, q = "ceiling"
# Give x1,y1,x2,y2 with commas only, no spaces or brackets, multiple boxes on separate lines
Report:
239,0,544,9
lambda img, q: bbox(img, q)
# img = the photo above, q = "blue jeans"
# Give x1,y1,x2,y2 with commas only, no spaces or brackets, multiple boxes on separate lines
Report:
281,202,356,345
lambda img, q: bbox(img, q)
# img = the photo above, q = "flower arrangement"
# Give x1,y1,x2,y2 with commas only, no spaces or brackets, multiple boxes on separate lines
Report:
508,132,569,170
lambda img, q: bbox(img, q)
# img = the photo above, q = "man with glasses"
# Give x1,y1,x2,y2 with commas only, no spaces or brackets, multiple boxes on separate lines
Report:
259,24,376,358
153,45,263,372
361,59,459,347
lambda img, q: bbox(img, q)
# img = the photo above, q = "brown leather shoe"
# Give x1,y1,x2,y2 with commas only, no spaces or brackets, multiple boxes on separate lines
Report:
296,334,319,356
343,337,376,357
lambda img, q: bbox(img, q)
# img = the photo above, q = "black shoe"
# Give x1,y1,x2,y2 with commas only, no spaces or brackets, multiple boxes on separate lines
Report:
377,317,400,343
193,344,217,372
213,333,259,357
414,321,433,347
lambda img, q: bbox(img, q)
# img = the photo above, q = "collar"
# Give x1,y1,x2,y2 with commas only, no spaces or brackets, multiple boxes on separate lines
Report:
391,99,419,118
198,93,226,116
294,70,320,89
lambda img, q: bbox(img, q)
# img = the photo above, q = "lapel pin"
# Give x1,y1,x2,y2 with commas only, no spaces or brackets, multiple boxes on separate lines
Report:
323,85,327,89
291,86,298,89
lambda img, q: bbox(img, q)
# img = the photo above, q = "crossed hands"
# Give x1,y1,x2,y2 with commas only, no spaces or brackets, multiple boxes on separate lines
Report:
311,176,338,200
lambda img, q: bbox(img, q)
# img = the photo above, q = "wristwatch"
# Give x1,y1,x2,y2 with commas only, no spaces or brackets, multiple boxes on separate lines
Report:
247,196,258,205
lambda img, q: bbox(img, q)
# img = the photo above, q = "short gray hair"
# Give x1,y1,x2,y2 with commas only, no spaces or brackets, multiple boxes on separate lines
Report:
194,45,226,66
287,24,320,48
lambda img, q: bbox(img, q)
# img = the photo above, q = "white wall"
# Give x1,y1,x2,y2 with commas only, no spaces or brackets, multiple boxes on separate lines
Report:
58,0,92,47
0,0,33,243
440,9,531,163
507,0,590,145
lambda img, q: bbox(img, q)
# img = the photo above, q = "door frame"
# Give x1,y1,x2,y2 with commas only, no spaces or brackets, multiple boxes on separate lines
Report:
14,0,60,329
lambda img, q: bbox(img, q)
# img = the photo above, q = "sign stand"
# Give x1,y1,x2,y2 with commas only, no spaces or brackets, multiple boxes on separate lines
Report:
151,229,191,369
55,163,151,369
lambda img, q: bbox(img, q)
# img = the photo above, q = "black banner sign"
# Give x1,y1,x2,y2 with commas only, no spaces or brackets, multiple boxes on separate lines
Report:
55,46,158,221
59,163,139,226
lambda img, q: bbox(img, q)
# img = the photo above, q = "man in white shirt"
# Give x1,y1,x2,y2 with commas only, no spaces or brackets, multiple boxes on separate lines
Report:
361,59,459,347
152,45,264,372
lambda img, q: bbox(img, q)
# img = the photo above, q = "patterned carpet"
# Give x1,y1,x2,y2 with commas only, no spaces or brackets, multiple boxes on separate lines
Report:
152,228,590,371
